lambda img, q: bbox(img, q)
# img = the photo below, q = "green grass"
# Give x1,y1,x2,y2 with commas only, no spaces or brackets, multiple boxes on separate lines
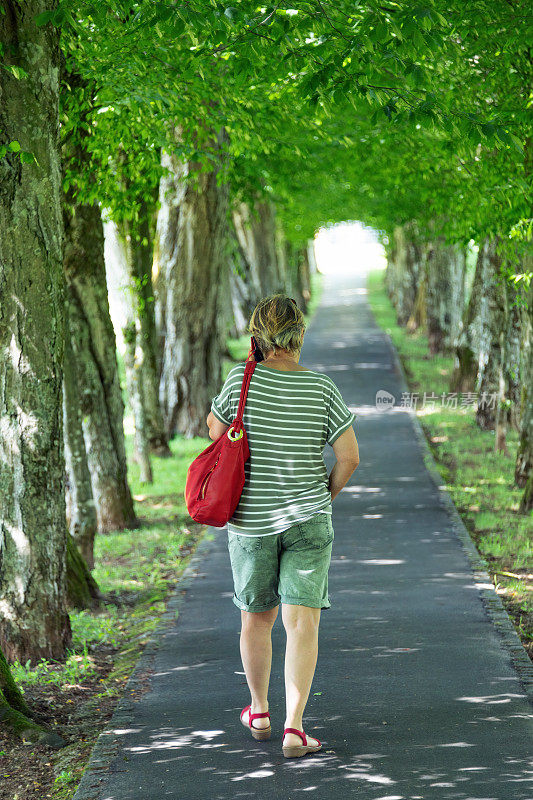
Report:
367,267,533,660
9,432,212,693
9,643,97,687
11,274,325,692
1,354,206,798
4,425,222,799
3,276,327,800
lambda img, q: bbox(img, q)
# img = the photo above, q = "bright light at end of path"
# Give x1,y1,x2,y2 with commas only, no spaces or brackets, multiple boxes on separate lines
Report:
314,221,387,276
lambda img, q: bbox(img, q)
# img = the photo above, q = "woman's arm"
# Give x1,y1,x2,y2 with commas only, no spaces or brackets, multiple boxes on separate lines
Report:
206,411,230,441
328,427,359,501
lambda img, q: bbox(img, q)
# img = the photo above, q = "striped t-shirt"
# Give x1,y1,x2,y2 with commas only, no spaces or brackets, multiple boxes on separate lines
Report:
210,361,356,537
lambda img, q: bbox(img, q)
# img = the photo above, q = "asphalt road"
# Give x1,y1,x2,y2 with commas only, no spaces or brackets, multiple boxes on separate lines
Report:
74,259,533,800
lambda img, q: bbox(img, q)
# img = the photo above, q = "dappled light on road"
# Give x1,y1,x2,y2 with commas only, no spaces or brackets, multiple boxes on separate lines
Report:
71,236,533,800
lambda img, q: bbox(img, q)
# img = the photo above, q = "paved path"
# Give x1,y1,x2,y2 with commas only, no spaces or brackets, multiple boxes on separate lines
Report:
74,262,533,800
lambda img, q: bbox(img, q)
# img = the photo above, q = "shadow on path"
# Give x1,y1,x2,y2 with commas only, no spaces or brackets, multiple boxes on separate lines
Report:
74,267,533,800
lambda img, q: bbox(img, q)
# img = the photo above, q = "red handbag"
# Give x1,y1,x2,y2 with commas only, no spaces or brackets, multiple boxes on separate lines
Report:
184,338,259,527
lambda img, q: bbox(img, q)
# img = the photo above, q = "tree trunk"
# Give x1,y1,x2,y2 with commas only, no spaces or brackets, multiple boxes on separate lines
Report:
450,237,491,394
256,199,285,293
223,207,292,344
406,250,428,333
226,222,254,339
0,0,72,665
115,185,171,457
152,207,167,387
63,198,138,532
63,303,98,569
66,534,101,610
425,240,466,355
285,240,302,301
494,278,523,454
297,245,312,313
307,237,318,278
476,238,505,430
275,216,290,287
156,126,231,438
515,260,533,512
506,296,523,433
232,198,284,304
122,319,153,484
135,200,171,456
112,215,155,482
519,471,533,514
385,224,424,327
516,140,533,512
0,647,65,747
283,242,311,312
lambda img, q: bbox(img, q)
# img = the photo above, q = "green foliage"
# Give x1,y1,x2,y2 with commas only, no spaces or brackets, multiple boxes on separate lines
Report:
10,644,97,688
3,1,529,258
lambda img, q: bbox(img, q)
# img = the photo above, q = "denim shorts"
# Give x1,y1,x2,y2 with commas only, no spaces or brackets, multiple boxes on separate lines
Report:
227,514,334,613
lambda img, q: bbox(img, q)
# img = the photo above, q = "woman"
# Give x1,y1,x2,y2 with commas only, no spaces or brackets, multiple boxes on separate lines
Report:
206,294,360,758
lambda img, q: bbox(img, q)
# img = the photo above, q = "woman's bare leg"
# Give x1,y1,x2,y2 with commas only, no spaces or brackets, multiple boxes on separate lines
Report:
282,603,321,747
239,606,279,728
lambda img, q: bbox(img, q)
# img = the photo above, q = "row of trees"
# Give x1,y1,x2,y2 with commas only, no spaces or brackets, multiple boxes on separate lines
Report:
0,1,530,742
0,0,319,742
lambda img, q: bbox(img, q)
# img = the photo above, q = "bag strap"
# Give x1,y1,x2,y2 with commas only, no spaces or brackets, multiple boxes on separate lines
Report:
232,338,259,432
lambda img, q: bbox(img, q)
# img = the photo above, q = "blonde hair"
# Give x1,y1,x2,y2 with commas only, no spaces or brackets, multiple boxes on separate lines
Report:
248,294,306,358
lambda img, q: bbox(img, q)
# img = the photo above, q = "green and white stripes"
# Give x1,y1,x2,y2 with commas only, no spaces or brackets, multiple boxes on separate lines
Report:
211,362,356,537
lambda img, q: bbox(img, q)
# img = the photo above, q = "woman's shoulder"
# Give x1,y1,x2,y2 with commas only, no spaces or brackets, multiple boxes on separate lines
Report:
230,360,333,387
253,362,328,378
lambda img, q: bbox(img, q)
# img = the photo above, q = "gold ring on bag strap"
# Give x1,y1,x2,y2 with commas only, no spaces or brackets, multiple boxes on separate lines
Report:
227,425,244,441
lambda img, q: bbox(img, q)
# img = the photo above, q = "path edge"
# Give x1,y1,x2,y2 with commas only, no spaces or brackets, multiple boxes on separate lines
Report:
382,328,533,706
71,529,218,800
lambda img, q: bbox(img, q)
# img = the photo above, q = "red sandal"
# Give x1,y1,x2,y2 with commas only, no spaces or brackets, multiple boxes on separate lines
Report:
240,704,271,741
282,727,322,758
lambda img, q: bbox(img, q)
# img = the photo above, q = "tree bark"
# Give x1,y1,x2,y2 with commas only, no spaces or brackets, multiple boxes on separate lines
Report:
297,245,312,313
506,296,523,433
307,237,318,279
475,238,505,430
111,216,154,482
156,126,232,438
275,216,290,288
122,318,153,484
450,237,491,394
152,208,167,386
223,207,293,344
0,0,72,665
516,138,533,511
385,224,424,327
114,182,171,457
232,198,284,304
134,200,172,456
515,258,533,512
226,221,254,339
63,303,98,568
493,277,523,454
285,240,304,303
63,198,138,532
425,240,466,355
66,534,100,610
406,251,428,333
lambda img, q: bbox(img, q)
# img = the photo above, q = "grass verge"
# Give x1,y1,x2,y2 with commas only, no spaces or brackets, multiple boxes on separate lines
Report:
366,267,533,664
0,432,210,800
0,272,324,800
